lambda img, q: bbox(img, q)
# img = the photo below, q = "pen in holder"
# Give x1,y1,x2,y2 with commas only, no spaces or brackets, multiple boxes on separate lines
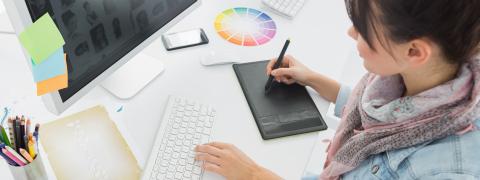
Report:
0,116,46,180
8,155,47,180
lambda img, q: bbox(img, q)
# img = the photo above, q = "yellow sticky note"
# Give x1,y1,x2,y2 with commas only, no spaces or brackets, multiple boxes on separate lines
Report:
36,58,68,96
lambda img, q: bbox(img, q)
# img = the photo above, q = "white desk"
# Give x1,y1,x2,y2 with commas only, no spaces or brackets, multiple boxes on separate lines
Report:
0,0,354,179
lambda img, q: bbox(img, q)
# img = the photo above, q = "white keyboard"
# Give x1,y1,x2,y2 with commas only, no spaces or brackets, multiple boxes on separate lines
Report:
262,0,306,18
142,96,216,180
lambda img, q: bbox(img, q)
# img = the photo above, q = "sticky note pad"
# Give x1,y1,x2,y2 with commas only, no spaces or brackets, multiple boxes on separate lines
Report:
32,48,65,82
36,59,68,96
19,13,65,65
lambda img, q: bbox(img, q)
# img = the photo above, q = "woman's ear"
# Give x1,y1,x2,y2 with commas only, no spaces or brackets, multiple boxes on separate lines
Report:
405,39,432,67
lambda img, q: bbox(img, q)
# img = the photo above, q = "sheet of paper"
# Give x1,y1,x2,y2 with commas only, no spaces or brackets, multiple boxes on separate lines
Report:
302,128,336,178
40,106,141,180
19,13,65,65
31,48,65,82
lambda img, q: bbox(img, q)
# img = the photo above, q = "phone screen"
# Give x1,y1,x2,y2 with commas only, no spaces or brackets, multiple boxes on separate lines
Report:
163,29,206,50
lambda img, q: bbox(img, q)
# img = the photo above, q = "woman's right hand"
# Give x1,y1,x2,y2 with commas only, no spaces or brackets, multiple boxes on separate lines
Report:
266,55,314,86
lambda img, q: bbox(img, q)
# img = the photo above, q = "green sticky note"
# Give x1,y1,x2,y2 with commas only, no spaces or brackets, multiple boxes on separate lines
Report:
19,13,65,65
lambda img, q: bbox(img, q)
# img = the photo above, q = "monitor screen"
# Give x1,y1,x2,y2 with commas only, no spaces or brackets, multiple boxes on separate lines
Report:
24,0,196,102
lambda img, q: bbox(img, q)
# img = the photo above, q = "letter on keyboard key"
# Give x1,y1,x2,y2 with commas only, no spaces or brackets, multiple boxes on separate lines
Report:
168,166,176,172
161,161,169,167
193,166,202,175
166,172,174,179
194,104,201,112
177,165,185,172
155,173,165,180
188,155,195,164
203,127,211,135
184,171,192,178
160,166,167,174
179,159,186,166
175,172,183,179
186,164,193,171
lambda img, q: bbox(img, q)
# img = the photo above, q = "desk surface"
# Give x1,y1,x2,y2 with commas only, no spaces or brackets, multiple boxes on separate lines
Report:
0,0,353,179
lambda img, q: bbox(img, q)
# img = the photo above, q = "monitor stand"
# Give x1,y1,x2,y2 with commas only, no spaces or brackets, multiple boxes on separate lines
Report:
101,52,164,99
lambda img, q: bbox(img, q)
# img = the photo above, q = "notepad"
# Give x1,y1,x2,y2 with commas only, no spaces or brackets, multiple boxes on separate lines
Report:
31,48,65,82
40,106,141,180
19,14,65,65
233,60,328,140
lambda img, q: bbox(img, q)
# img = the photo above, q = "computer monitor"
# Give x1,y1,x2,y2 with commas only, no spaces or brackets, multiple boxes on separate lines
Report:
3,0,200,114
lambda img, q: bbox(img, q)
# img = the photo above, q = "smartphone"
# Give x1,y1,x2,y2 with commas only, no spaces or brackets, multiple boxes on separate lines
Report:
162,28,209,51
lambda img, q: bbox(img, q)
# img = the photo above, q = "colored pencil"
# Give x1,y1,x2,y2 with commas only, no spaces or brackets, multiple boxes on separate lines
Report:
0,126,11,147
19,148,33,163
7,118,15,149
0,147,17,166
19,119,26,150
2,147,26,166
28,140,36,158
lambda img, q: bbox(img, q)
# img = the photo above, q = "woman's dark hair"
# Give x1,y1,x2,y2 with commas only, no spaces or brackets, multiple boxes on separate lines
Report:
345,0,480,64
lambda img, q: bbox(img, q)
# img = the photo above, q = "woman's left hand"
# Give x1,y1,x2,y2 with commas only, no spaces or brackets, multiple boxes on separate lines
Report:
195,142,281,180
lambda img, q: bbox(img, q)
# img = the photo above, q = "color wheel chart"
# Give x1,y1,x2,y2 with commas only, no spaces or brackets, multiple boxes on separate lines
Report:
215,7,277,46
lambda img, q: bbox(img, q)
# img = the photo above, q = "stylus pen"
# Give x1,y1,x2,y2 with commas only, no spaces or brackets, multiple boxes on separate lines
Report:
265,39,291,94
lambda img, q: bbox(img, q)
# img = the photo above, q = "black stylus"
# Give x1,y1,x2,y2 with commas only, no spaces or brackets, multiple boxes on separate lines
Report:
265,39,290,94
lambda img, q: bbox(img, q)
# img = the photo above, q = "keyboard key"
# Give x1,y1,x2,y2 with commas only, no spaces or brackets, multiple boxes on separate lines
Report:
176,166,185,172
203,127,211,135
168,166,176,172
166,172,174,178
186,164,193,171
182,146,190,153
184,171,192,178
179,159,186,166
194,104,201,112
160,166,167,174
193,166,202,175
161,161,169,167
156,173,165,180
175,172,183,179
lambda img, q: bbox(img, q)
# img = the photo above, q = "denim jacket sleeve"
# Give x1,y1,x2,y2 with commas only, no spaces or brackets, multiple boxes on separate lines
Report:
334,85,351,118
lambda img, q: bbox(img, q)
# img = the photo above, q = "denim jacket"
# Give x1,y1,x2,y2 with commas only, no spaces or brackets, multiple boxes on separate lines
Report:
305,86,480,180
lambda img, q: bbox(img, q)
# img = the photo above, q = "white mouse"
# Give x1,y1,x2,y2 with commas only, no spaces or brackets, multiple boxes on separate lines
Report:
200,51,242,66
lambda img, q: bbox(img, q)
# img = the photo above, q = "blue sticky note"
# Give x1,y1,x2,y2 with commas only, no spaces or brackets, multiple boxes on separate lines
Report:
32,48,66,82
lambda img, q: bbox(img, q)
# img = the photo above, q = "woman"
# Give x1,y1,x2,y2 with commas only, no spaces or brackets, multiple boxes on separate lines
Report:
195,0,480,179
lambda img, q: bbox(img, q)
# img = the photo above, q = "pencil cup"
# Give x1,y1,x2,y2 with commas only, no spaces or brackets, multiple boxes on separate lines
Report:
8,155,47,180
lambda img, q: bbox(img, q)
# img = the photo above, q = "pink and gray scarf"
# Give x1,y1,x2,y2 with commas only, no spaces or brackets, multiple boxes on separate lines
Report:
321,58,480,180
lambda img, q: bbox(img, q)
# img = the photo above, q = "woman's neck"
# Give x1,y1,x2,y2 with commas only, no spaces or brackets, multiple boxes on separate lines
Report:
400,60,460,97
